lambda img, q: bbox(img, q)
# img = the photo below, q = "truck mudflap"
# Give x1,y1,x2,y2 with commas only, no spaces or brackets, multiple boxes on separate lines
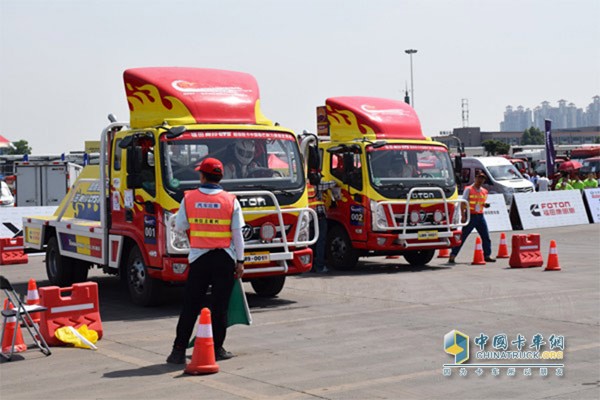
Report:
166,190,318,276
374,187,470,249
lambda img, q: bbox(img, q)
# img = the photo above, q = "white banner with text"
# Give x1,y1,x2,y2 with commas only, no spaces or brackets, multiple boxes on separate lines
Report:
583,188,600,223
0,206,58,238
484,194,513,232
513,191,589,230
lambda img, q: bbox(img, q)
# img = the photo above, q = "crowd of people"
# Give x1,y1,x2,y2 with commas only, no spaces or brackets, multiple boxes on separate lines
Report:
527,170,598,191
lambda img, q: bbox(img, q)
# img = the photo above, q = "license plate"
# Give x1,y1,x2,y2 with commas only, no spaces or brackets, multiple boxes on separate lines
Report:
417,230,438,240
244,252,270,264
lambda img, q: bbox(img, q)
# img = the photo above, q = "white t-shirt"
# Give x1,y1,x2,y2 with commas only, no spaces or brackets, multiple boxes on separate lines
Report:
537,177,550,191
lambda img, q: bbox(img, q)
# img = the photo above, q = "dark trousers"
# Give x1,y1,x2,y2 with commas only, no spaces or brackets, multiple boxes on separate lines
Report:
173,249,235,351
451,213,492,257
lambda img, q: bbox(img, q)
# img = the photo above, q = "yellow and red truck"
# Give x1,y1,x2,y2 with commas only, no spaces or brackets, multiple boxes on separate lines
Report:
23,67,317,305
305,97,468,269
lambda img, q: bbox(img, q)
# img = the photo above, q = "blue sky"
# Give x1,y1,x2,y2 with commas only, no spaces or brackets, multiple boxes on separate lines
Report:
1,0,599,154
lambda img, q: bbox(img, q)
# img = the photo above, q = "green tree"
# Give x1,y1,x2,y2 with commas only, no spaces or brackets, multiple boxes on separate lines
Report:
7,140,32,155
521,127,544,145
482,140,510,156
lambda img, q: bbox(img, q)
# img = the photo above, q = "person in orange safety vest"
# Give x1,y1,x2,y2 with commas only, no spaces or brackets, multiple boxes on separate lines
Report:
167,157,245,364
448,171,495,264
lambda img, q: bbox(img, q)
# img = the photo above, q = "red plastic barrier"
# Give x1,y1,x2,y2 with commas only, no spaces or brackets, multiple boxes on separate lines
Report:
0,237,28,265
509,234,544,268
38,282,103,346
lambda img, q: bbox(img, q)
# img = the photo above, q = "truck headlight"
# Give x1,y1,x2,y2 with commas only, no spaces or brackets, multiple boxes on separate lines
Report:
164,211,190,252
370,200,388,231
297,211,310,243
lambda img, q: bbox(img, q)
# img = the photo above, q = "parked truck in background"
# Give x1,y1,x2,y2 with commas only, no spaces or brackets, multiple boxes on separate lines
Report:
302,97,469,269
14,160,82,206
23,67,317,305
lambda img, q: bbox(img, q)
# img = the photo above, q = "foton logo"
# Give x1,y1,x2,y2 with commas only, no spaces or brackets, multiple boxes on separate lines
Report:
238,197,267,207
531,201,576,217
411,192,437,199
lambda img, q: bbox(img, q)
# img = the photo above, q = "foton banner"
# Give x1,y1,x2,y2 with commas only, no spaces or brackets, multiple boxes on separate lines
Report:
583,188,600,223
513,191,589,229
484,194,512,232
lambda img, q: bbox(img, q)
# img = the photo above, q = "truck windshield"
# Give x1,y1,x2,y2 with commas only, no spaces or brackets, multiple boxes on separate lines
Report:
160,131,304,201
367,144,455,189
487,165,524,181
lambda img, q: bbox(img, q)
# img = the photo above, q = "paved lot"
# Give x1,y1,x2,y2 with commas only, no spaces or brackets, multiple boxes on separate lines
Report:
1,225,599,400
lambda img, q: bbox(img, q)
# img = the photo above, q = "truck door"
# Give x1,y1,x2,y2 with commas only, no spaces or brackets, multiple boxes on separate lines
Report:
15,164,40,206
44,164,68,206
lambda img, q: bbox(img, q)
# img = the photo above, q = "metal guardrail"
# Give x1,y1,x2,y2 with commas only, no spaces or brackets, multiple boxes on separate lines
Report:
375,187,470,248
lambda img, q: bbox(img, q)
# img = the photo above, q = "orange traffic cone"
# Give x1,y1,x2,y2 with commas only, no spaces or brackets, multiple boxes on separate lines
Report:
437,248,450,258
496,233,509,259
471,236,486,265
544,240,561,271
2,299,27,354
184,308,219,375
26,278,41,325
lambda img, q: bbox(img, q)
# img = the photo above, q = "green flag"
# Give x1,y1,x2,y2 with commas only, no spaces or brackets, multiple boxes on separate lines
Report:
188,279,252,348
227,278,252,326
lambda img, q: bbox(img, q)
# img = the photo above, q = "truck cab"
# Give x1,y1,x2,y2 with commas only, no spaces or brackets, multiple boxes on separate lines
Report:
310,97,468,269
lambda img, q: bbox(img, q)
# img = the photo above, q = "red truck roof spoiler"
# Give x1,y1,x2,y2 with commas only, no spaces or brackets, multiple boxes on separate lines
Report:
123,67,272,129
317,96,424,141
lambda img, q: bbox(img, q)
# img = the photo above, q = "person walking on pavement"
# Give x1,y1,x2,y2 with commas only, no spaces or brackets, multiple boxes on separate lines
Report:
449,171,495,264
167,157,245,364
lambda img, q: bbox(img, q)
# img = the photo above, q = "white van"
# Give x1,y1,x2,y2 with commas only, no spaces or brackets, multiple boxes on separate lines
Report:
460,157,534,204
0,179,15,207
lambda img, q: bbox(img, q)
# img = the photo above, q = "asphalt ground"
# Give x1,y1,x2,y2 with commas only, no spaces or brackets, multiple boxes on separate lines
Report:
1,224,599,400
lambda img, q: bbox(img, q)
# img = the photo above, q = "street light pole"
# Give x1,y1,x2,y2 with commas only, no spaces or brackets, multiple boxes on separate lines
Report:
404,49,417,108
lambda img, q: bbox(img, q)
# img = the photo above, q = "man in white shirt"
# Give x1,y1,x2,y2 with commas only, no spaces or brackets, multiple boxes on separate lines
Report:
536,172,550,192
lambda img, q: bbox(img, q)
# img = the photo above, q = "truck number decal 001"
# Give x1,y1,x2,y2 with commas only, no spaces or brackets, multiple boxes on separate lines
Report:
144,215,157,244
350,205,365,226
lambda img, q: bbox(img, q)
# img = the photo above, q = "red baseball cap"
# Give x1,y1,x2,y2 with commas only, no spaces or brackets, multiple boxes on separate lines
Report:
195,157,224,176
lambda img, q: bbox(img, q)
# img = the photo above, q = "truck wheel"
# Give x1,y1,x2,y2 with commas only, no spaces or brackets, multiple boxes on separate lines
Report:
71,260,90,283
125,246,162,306
327,225,359,270
46,236,75,287
250,276,286,297
403,249,435,266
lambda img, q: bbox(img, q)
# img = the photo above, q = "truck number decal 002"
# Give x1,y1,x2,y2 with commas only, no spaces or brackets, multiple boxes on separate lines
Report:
350,205,365,226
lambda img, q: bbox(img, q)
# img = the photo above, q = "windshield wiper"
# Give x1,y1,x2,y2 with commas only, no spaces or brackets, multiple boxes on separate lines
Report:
378,182,406,189
236,184,296,196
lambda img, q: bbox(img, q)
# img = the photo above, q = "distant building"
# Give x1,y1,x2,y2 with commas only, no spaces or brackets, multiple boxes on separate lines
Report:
433,126,600,149
500,105,532,131
500,96,600,131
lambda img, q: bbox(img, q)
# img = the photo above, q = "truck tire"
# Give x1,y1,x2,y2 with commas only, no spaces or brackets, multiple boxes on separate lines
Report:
46,236,75,287
250,276,286,297
71,260,90,283
125,246,162,306
403,249,435,266
326,225,359,270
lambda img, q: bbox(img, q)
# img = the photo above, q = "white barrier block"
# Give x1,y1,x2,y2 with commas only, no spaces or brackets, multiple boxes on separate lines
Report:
513,191,589,230
0,206,58,238
484,194,512,232
583,188,600,223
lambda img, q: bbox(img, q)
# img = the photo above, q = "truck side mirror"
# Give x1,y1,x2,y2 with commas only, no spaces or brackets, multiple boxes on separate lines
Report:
307,145,320,172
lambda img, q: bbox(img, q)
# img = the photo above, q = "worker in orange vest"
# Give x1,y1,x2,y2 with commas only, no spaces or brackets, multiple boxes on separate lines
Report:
167,157,245,364
449,171,495,264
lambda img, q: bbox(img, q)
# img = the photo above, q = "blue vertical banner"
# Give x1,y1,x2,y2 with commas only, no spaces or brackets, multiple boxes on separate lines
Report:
545,119,556,177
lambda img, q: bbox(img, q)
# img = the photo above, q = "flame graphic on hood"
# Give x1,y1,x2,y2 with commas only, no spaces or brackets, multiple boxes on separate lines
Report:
126,83,194,128
327,105,375,136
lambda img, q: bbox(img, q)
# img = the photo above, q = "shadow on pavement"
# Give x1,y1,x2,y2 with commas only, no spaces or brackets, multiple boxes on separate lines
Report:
103,362,185,378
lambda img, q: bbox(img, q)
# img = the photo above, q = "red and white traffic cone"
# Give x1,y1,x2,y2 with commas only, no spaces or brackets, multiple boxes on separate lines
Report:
26,278,41,325
185,308,219,375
